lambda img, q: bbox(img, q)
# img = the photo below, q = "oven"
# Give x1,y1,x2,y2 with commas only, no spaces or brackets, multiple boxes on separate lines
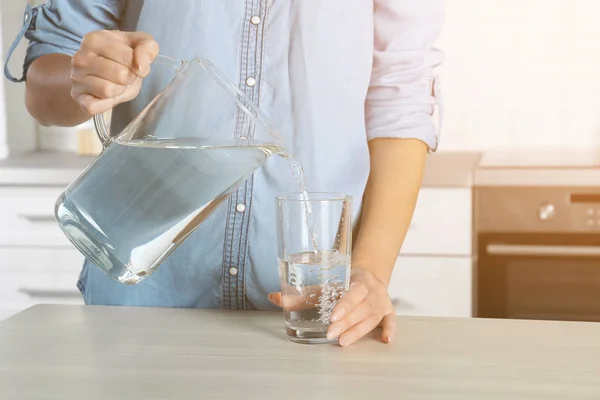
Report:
476,187,600,322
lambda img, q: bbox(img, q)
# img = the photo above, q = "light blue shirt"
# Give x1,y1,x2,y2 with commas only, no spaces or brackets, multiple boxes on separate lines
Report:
4,0,443,311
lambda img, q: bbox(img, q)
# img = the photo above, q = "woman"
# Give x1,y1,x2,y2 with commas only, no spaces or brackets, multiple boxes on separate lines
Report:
4,0,444,347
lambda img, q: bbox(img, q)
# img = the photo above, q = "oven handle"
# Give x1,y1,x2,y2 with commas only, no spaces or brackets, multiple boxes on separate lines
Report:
486,244,600,257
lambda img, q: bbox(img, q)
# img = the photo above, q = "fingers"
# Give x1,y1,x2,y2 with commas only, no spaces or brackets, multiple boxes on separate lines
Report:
380,313,396,344
273,284,322,311
81,31,136,70
327,301,374,343
330,282,368,322
71,30,159,114
133,39,160,77
72,54,137,86
71,75,127,100
75,94,116,116
338,316,381,347
268,292,282,307
82,31,158,73
75,78,142,115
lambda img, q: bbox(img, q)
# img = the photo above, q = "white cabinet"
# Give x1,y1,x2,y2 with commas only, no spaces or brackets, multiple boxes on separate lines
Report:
0,187,74,247
389,256,472,317
0,184,84,321
0,248,84,320
401,188,472,256
389,188,473,317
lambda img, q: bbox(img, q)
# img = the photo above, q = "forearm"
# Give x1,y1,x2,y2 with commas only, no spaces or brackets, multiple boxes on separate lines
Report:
25,54,90,127
352,138,428,285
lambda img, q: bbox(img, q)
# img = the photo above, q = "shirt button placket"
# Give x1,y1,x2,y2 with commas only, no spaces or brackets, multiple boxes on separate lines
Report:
223,0,268,310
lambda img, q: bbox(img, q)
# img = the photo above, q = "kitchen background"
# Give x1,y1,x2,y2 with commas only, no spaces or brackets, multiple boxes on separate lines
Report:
4,0,600,155
0,1,599,321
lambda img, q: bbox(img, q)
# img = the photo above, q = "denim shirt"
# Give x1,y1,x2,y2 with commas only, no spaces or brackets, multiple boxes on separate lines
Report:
4,0,444,311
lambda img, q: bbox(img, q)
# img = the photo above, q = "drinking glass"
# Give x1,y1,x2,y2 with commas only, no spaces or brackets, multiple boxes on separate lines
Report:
276,192,352,344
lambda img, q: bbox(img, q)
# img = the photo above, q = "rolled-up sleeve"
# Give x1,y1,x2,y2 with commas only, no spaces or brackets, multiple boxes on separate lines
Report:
366,0,445,152
4,0,123,82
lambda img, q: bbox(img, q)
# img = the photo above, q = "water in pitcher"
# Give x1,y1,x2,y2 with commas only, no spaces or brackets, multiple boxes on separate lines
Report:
279,250,351,343
55,138,284,284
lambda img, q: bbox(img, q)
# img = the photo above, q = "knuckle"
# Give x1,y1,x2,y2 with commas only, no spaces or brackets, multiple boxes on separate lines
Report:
98,84,112,98
79,100,94,115
99,82,122,99
148,40,160,55
113,65,133,85
351,281,367,292
81,33,96,49
71,52,88,69
82,30,104,49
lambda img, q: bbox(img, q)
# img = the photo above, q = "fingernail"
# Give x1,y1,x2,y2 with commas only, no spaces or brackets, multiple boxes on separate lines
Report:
137,55,151,74
327,327,341,340
385,335,392,344
338,336,351,347
330,308,345,322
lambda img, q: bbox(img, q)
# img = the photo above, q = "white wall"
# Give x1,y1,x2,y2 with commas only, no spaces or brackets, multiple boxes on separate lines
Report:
0,8,7,159
437,0,600,151
0,0,38,156
3,1,600,154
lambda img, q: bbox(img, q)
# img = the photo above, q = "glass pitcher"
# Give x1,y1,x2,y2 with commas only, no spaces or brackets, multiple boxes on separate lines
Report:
55,55,287,285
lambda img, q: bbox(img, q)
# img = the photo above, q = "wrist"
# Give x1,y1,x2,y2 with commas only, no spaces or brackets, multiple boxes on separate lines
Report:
351,258,393,287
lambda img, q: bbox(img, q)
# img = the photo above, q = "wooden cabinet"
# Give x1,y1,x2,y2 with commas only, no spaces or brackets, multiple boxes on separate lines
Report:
388,188,474,317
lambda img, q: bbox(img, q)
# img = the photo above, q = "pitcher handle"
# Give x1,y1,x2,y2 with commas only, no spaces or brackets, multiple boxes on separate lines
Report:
92,54,187,147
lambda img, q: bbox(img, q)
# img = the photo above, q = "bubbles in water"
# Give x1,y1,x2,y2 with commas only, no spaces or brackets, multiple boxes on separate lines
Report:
281,251,350,332
317,278,348,324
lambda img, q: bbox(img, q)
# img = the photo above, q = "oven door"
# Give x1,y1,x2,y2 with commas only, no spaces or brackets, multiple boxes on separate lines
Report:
477,233,600,322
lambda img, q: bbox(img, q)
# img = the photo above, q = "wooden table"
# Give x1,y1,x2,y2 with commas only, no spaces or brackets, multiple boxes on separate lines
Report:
1,304,600,399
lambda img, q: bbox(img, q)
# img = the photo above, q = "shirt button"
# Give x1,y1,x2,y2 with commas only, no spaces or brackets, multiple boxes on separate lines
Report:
245,77,256,87
236,203,246,213
229,267,239,276
250,15,261,25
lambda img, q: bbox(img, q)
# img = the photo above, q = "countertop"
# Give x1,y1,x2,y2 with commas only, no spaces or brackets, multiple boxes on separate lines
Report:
422,151,481,187
1,305,600,399
474,149,600,187
0,150,483,188
0,151,94,186
3,149,600,188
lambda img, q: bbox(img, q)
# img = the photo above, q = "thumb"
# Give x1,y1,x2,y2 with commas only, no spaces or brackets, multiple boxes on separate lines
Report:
115,31,159,77
269,285,322,311
133,38,159,78
268,292,283,307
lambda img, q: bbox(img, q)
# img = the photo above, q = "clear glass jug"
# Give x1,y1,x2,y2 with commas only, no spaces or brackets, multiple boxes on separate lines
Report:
55,55,287,284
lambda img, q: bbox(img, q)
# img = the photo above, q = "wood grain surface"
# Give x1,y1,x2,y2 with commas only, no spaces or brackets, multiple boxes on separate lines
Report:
1,304,600,399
